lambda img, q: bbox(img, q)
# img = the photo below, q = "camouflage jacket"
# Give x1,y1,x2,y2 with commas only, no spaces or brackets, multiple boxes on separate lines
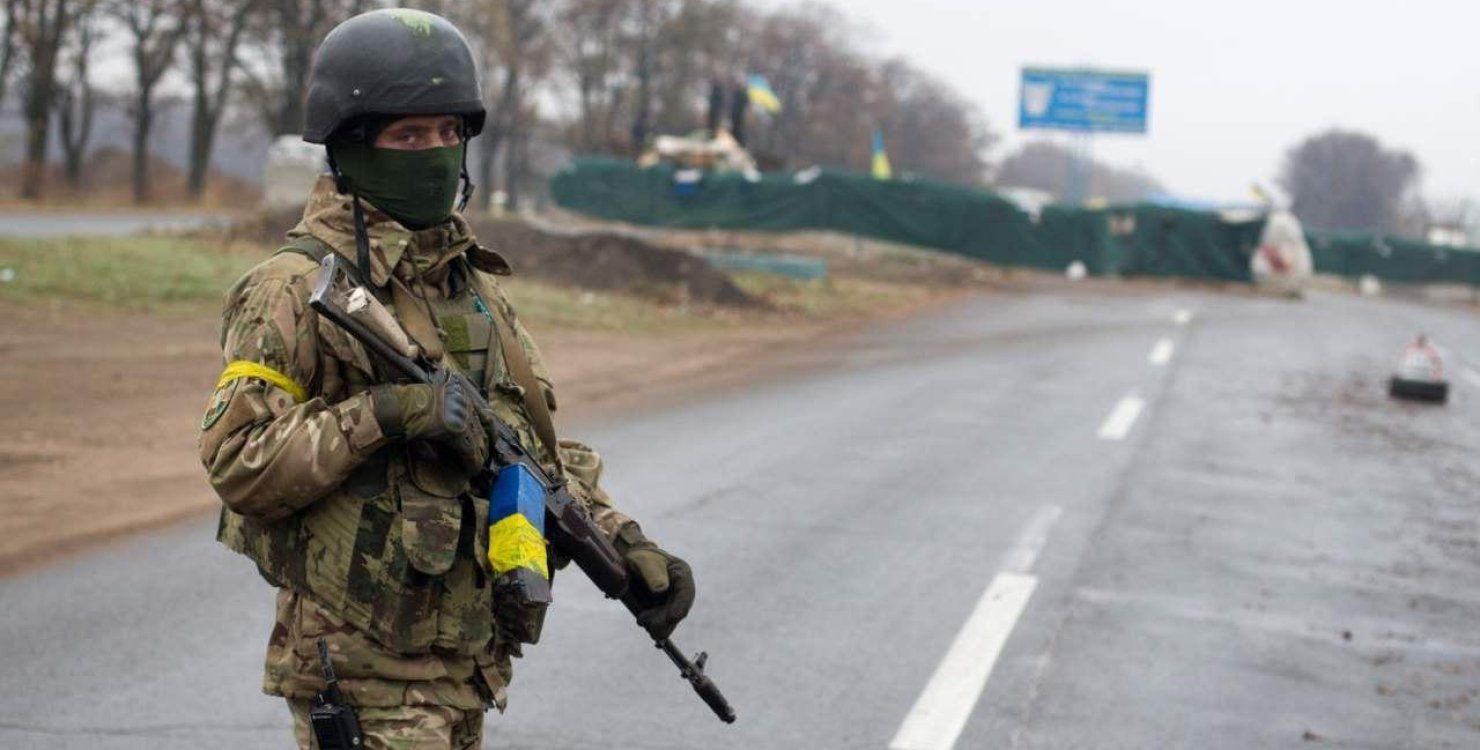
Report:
199,176,630,709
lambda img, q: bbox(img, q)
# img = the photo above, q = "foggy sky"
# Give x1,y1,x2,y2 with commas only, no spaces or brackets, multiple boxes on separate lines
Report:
770,0,1479,204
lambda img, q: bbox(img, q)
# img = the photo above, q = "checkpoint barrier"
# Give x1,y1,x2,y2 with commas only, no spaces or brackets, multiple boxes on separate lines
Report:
550,156,1480,287
1305,231,1480,286
703,250,828,281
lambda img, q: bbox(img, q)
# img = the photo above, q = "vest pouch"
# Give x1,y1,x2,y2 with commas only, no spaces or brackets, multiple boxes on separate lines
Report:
400,443,469,576
473,633,520,712
306,487,440,653
438,311,493,379
220,446,443,653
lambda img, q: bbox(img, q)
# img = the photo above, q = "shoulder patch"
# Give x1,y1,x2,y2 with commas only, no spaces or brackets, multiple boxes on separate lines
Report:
201,379,238,430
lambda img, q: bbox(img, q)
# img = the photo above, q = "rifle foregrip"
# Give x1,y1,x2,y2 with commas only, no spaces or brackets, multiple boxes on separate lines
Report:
546,490,628,598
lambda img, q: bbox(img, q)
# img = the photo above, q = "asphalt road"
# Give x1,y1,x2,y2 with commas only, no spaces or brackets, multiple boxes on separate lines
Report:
0,212,230,237
3,284,1479,749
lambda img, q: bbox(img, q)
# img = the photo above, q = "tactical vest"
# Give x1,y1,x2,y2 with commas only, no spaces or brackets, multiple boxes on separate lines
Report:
217,235,547,654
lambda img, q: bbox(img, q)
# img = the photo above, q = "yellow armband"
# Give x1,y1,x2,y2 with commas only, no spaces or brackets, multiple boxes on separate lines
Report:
216,360,308,403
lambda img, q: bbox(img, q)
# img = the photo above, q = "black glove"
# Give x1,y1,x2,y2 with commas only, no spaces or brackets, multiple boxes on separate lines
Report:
615,522,696,640
369,371,489,472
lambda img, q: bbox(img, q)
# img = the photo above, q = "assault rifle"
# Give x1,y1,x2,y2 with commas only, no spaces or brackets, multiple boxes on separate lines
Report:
309,253,735,724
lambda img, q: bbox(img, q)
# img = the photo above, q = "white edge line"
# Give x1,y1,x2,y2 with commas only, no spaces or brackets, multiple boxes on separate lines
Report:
888,572,1039,750
1097,395,1146,440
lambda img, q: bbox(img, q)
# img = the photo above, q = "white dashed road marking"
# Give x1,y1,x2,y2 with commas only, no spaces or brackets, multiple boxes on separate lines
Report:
1001,505,1063,574
1097,395,1145,440
1172,309,1193,326
1148,338,1175,366
1464,368,1480,389
890,507,1061,750
893,311,1168,748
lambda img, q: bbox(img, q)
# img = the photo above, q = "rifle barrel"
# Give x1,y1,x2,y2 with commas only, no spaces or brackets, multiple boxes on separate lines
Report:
657,638,736,723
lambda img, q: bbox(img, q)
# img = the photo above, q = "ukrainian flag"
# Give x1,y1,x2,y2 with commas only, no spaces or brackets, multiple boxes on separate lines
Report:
487,464,549,580
872,129,893,180
747,74,782,114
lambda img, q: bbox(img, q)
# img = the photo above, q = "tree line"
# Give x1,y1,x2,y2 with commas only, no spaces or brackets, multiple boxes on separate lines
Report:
2,0,270,201
1277,129,1431,237
0,0,996,207
2,1,1452,240
994,129,1453,241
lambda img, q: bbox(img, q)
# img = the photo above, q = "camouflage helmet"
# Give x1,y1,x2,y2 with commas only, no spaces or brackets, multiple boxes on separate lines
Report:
303,8,486,144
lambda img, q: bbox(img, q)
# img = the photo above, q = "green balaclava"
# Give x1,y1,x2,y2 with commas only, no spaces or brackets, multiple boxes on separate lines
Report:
331,139,465,230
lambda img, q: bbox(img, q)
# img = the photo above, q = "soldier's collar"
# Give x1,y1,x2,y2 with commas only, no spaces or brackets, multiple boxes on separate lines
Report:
465,243,512,276
295,176,489,287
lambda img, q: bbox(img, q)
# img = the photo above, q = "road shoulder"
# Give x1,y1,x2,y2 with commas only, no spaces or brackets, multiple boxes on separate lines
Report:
0,286,969,576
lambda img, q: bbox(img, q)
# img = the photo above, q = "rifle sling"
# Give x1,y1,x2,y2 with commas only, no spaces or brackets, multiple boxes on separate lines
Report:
467,266,563,472
387,277,446,362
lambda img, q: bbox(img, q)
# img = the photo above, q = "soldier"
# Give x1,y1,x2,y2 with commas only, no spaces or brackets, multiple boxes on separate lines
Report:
198,9,696,748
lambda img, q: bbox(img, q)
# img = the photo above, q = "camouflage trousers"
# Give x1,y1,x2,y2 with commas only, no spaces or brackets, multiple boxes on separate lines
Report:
288,698,485,749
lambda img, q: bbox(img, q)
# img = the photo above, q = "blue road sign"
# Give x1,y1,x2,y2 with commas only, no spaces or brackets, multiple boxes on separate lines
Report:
1019,67,1150,134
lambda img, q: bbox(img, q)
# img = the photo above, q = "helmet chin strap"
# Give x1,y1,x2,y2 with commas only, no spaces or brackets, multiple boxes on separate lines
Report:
350,193,372,282
457,124,475,213
326,147,374,283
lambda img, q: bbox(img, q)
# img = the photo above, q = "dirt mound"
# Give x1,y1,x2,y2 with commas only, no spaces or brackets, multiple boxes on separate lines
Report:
470,218,758,308
218,209,758,308
545,209,1006,289
218,205,304,246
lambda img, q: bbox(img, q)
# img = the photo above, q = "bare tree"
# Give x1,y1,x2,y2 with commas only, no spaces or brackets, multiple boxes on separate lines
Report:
183,0,259,200
648,0,743,136
1279,129,1421,235
996,140,1163,203
1417,196,1479,245
541,0,997,184
551,0,633,153
461,0,552,211
241,0,374,137
555,0,740,156
498,1,552,209
0,0,21,111
626,0,675,152
15,0,75,199
54,0,98,187
874,59,993,186
111,0,187,204
745,4,872,170
1425,197,1477,230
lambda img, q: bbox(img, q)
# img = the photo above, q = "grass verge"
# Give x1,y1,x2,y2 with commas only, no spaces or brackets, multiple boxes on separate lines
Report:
502,277,742,333
0,234,960,329
0,236,257,311
730,272,943,317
